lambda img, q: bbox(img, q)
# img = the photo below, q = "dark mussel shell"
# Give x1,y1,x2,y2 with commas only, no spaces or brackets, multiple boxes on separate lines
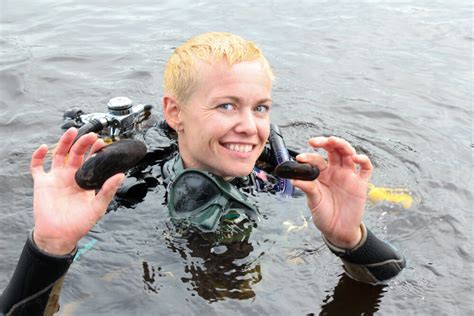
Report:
274,160,319,181
75,139,147,190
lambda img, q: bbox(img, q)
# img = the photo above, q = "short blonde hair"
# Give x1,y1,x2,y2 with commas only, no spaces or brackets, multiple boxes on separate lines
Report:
163,32,274,103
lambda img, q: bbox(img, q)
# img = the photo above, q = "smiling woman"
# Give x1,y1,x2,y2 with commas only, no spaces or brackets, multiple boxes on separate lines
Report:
0,32,405,315
163,32,274,178
164,59,273,178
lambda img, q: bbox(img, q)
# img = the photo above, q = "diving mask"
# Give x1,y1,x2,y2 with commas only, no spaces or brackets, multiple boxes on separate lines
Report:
167,169,259,232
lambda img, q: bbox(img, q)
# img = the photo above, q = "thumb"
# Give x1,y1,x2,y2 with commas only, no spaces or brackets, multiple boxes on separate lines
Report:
92,173,125,216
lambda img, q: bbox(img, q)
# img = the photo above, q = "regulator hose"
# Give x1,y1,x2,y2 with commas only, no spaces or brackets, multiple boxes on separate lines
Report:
70,118,108,149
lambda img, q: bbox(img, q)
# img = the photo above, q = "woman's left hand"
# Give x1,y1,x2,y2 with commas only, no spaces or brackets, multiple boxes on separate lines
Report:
292,136,373,249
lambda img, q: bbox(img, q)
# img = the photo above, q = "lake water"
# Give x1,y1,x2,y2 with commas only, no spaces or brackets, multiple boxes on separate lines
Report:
0,1,472,315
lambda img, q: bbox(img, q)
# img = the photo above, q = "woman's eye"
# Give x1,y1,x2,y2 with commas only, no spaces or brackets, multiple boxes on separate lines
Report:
254,105,270,113
218,103,235,111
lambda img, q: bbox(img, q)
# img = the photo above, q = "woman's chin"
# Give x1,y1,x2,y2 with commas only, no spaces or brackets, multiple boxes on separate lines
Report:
215,163,254,179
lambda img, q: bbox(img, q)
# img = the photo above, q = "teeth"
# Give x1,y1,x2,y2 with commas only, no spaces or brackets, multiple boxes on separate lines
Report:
225,144,252,153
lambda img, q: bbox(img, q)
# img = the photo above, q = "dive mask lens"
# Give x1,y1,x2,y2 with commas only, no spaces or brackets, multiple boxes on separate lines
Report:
170,170,222,216
168,169,259,232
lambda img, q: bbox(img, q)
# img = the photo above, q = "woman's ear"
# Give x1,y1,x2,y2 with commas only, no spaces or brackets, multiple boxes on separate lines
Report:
163,95,182,131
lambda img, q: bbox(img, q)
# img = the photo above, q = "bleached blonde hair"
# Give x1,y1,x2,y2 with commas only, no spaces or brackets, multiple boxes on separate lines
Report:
163,32,274,103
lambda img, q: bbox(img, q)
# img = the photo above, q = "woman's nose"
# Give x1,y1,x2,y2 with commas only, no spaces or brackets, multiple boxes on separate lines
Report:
235,109,257,134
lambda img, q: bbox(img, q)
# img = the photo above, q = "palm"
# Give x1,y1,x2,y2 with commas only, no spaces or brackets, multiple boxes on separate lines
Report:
313,165,368,241
33,167,97,244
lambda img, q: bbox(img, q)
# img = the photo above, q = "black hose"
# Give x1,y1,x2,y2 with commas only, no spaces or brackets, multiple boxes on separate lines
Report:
70,119,107,150
287,148,300,159
258,146,274,165
258,146,301,167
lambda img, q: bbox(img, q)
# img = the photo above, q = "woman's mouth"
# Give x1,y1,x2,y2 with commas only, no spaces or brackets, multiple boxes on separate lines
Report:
222,143,254,153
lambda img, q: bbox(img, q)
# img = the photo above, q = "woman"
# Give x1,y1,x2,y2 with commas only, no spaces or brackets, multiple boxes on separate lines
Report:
0,32,405,316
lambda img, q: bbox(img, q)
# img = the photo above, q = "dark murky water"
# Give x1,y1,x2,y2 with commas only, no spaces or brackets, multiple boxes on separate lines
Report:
1,1,472,315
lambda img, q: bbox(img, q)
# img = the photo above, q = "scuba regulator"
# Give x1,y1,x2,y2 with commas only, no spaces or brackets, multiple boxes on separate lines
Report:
62,97,155,192
61,96,154,143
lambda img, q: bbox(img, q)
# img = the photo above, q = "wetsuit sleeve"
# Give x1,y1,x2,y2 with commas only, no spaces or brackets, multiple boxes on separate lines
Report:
323,223,406,284
0,231,76,316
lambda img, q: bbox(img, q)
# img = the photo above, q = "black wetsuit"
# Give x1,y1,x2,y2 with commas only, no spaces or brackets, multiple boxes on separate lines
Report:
0,232,76,316
0,153,406,315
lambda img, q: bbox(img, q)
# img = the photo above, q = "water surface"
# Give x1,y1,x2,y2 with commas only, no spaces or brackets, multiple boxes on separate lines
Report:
0,1,472,315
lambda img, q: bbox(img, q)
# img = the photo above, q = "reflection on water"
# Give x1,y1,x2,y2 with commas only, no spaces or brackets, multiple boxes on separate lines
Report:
319,275,386,315
141,218,387,313
142,261,163,294
166,231,262,301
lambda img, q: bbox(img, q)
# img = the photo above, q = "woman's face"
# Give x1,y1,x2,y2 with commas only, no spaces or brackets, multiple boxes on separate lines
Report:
177,60,272,178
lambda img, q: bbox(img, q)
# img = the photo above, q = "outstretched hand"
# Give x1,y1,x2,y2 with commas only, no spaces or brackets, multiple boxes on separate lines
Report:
31,128,124,255
292,136,373,249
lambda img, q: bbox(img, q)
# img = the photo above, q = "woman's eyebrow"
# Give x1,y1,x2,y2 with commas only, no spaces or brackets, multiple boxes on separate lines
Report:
210,96,272,104
210,96,241,103
258,98,273,104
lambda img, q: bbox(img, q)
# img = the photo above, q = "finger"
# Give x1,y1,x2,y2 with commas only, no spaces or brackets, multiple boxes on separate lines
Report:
309,136,357,169
328,137,357,170
92,173,125,215
66,133,98,169
296,153,327,172
328,136,356,156
308,137,341,167
51,128,78,169
30,144,48,178
353,154,373,180
88,138,106,158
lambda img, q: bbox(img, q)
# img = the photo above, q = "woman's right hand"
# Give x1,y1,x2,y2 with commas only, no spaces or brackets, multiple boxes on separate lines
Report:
30,128,124,255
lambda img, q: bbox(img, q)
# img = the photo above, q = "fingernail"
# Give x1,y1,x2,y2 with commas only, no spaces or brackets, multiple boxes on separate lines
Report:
296,153,306,161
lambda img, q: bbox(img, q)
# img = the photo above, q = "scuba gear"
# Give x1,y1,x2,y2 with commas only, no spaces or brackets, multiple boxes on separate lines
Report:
167,168,259,232
268,124,294,197
61,97,154,144
61,100,314,205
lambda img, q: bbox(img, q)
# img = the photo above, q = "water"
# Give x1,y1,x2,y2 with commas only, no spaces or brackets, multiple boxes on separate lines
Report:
1,1,472,315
